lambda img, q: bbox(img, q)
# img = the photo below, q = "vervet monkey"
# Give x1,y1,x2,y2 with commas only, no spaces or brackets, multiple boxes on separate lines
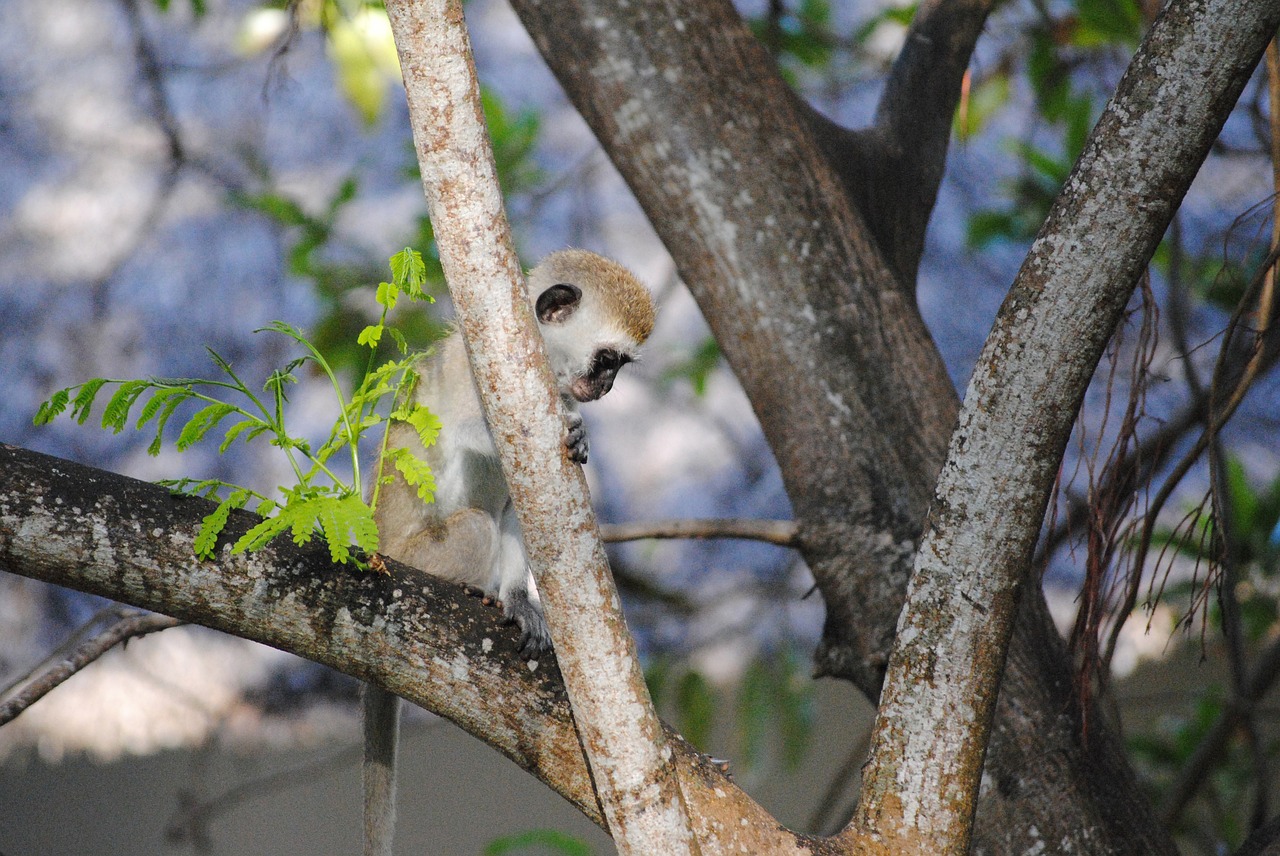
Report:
362,249,655,856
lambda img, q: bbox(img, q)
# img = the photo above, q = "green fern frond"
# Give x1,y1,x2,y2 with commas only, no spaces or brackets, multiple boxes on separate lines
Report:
33,388,72,425
317,496,352,564
398,403,442,449
102,380,151,433
392,449,437,503
219,419,263,454
194,489,252,559
389,247,427,297
232,511,295,555
71,378,111,424
348,498,380,555
146,393,189,456
176,403,239,451
136,387,189,428
36,246,435,570
289,499,319,546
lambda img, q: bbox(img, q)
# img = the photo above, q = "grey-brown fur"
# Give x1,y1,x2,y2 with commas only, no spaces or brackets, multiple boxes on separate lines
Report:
362,250,653,856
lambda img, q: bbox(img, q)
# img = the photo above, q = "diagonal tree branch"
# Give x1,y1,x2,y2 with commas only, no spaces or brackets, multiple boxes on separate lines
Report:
382,0,695,850
0,444,809,855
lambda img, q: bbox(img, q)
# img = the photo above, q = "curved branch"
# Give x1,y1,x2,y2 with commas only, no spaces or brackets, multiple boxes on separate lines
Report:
0,445,812,855
853,0,1280,850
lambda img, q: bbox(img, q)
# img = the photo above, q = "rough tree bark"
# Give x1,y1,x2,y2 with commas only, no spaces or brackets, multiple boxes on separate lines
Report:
855,0,1280,852
506,0,1280,852
383,0,696,850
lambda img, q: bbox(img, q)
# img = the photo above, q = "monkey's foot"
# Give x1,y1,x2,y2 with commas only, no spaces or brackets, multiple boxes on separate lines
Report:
502,592,553,660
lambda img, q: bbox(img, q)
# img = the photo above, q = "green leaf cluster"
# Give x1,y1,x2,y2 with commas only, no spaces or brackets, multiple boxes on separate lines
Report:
966,0,1147,247
35,248,441,566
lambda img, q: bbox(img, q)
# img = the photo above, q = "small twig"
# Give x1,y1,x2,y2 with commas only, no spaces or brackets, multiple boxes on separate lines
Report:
0,606,120,698
0,608,181,726
600,519,799,548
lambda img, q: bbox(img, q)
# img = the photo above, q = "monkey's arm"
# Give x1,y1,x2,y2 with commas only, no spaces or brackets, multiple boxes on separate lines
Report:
496,502,553,659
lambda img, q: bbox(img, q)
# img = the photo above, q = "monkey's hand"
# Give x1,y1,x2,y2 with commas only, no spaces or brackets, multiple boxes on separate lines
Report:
503,590,553,660
564,410,589,464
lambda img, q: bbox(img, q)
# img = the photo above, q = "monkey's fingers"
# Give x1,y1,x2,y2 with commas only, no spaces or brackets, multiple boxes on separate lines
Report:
564,412,589,464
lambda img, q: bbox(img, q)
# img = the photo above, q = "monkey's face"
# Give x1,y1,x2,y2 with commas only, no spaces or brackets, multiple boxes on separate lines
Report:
528,250,654,404
569,348,632,402
535,281,644,404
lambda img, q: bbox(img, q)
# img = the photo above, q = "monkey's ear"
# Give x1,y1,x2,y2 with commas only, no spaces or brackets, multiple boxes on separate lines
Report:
536,284,583,324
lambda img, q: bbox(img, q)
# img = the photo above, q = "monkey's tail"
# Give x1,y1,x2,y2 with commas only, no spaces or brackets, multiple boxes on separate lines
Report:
362,684,401,856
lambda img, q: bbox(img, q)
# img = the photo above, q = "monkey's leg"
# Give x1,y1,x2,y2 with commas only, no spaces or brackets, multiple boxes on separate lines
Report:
387,508,499,588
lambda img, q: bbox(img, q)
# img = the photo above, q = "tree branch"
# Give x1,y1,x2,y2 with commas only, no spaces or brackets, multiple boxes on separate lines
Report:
0,606,181,725
806,0,999,288
383,0,697,850
0,444,812,855
853,0,1280,850
600,518,799,547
